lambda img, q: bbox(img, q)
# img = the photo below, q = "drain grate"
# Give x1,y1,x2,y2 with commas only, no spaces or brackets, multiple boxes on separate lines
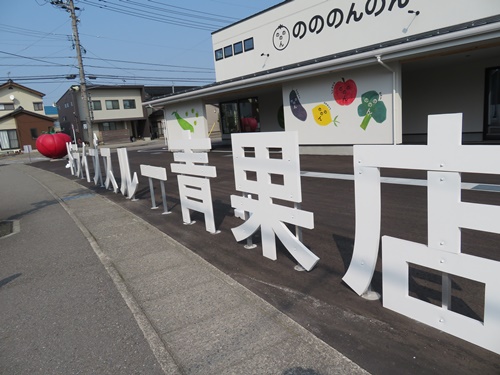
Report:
0,220,20,239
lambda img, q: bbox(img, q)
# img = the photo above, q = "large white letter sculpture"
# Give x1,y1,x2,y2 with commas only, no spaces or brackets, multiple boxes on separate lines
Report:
116,148,138,200
65,142,78,176
100,147,119,193
170,131,218,234
343,113,500,354
230,131,318,271
88,147,104,187
80,143,91,183
140,164,170,214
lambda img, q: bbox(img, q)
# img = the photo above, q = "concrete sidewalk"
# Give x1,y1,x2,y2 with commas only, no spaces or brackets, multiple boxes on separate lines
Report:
9,163,369,375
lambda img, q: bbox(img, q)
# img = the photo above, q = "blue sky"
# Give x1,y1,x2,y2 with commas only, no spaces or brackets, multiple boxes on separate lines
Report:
1,0,282,106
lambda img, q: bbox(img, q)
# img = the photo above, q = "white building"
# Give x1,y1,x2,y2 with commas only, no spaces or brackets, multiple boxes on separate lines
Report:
145,0,500,154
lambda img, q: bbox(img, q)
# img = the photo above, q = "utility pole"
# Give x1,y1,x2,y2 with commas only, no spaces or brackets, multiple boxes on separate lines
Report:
51,0,93,145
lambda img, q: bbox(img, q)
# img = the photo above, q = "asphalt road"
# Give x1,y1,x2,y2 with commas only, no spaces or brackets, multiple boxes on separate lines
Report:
0,164,164,374
29,143,500,375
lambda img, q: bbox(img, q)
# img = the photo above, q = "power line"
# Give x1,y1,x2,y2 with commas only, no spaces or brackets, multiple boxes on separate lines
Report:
83,57,214,71
0,50,215,73
0,63,213,74
1,73,213,83
0,24,69,40
119,0,239,23
78,0,216,30
0,50,68,66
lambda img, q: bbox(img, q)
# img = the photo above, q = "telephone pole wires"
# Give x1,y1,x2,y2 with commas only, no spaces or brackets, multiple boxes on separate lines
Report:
51,0,94,144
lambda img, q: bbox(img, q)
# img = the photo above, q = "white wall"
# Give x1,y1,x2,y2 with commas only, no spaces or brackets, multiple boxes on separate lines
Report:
402,56,500,143
0,117,16,131
86,88,144,121
212,0,500,82
0,88,43,113
164,99,208,142
283,65,395,145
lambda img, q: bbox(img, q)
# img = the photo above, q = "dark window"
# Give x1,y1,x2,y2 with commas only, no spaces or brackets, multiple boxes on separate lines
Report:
33,102,43,111
224,45,233,58
484,67,500,139
30,128,38,139
220,97,260,135
123,99,136,109
105,100,119,110
215,49,223,61
100,122,117,131
244,37,254,51
92,100,102,110
234,41,243,55
0,103,14,111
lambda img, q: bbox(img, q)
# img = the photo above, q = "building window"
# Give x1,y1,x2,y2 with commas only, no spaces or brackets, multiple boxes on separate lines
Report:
100,122,117,131
123,99,136,109
33,102,43,111
215,49,223,61
224,45,233,58
220,97,260,134
0,103,15,111
0,129,19,150
30,128,38,139
92,100,102,110
244,37,254,51
215,39,253,61
105,100,119,110
484,67,500,139
234,41,243,55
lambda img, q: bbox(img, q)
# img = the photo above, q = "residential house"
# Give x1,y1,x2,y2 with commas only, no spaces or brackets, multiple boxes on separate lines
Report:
0,80,55,152
57,85,148,144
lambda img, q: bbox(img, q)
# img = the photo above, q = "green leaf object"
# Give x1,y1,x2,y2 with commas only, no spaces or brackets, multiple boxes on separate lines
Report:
172,111,194,132
358,90,387,130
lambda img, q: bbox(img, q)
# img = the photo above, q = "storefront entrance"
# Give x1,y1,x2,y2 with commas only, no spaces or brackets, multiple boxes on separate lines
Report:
220,97,260,139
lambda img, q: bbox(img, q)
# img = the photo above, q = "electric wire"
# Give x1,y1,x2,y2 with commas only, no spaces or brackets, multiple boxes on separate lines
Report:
78,0,228,31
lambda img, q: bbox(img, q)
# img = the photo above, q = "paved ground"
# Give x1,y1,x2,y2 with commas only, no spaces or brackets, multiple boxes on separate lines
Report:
2,140,500,374
1,149,367,374
0,164,165,374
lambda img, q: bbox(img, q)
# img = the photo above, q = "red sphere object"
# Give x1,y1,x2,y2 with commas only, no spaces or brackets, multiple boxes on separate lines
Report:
35,133,72,159
241,117,258,132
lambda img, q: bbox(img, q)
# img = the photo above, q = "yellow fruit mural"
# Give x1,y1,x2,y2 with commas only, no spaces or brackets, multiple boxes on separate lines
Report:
312,103,339,126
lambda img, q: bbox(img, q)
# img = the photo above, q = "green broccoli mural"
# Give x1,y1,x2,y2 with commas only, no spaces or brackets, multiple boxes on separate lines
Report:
357,91,387,130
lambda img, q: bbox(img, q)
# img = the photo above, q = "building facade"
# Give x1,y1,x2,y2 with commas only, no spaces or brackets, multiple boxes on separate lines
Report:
57,85,148,144
145,0,500,154
0,80,55,152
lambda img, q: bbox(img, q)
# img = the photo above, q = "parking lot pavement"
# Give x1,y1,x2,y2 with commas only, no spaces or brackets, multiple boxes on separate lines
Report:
12,142,500,375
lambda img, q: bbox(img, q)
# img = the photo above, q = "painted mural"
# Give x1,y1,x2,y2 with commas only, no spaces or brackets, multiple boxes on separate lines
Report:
172,109,198,132
358,90,387,130
166,100,208,142
283,65,394,145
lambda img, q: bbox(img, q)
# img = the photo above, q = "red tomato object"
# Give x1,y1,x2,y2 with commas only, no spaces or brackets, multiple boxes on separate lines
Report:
333,78,357,106
35,133,72,159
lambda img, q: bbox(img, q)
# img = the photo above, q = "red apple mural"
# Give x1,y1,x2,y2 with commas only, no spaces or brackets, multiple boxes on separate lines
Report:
36,132,72,159
333,78,357,106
